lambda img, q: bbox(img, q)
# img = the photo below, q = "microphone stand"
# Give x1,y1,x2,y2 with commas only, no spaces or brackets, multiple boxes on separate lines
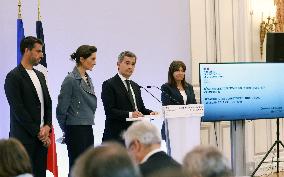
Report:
147,85,180,104
140,86,161,103
147,85,179,154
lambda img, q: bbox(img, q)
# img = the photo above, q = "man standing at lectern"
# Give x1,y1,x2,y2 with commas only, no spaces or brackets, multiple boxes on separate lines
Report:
101,51,157,144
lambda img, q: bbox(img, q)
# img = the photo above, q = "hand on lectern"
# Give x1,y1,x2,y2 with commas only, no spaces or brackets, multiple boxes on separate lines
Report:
150,111,159,115
132,111,143,118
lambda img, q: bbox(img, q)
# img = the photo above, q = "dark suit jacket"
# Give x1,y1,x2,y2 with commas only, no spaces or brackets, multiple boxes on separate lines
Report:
101,74,152,142
4,64,52,144
139,151,181,177
161,83,197,106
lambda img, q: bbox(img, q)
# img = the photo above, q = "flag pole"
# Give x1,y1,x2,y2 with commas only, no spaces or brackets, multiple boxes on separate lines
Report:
18,0,22,19
37,0,41,21
17,0,24,64
35,2,59,176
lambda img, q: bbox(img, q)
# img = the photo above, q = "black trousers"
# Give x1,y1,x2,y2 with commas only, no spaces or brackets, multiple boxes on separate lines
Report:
65,125,94,174
23,140,48,177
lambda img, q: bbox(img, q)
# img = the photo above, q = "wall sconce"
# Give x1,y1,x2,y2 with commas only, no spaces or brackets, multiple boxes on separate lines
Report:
259,0,284,59
259,16,277,59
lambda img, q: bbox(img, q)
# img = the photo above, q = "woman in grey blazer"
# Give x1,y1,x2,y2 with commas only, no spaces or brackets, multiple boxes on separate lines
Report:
56,45,97,175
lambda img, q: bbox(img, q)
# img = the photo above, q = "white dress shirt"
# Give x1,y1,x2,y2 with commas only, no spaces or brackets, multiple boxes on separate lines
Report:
118,73,138,118
26,69,44,127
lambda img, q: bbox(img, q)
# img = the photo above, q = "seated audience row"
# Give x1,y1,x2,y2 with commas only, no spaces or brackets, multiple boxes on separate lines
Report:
0,121,232,177
71,120,233,177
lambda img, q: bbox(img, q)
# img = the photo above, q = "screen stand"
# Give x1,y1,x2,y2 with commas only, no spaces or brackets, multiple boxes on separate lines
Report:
231,120,246,176
252,118,284,176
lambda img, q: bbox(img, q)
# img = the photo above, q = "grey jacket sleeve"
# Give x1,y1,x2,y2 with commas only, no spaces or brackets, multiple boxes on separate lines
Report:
56,76,73,132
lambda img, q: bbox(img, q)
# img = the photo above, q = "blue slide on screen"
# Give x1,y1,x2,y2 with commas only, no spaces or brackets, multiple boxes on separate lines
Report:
199,63,284,121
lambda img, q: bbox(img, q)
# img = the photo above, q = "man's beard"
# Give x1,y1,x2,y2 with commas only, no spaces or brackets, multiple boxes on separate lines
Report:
30,58,41,66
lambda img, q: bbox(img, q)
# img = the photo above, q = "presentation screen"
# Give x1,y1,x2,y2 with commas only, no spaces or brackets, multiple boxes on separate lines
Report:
199,63,284,121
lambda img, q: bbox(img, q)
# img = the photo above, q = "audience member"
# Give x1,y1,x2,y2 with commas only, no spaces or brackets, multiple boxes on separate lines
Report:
71,141,141,177
123,120,181,177
183,145,233,177
0,138,33,177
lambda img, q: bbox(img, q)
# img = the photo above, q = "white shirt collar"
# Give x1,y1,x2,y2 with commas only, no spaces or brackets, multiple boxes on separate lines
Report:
140,148,163,164
118,73,131,82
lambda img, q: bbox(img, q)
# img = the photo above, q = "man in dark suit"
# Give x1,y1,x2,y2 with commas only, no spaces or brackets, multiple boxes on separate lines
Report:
123,121,181,177
4,36,52,177
101,51,157,144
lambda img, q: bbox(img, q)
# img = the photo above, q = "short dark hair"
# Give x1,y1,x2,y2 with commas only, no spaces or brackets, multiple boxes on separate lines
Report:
118,51,137,63
0,138,32,177
70,45,97,65
71,142,141,177
168,60,186,88
20,36,43,55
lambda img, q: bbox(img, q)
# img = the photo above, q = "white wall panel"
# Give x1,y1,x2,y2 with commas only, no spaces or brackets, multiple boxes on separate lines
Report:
216,0,235,62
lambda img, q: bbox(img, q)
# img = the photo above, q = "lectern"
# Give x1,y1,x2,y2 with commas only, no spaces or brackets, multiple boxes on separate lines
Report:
163,104,204,163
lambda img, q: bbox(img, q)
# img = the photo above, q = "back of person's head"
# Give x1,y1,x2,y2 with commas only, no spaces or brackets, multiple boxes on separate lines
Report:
123,120,161,148
71,141,141,177
0,138,32,177
183,145,232,177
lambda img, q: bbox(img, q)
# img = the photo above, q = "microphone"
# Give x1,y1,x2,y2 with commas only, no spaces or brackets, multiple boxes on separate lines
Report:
147,85,181,104
139,85,162,103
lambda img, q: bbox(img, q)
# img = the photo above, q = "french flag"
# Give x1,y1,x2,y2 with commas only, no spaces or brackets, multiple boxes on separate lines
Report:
35,20,58,177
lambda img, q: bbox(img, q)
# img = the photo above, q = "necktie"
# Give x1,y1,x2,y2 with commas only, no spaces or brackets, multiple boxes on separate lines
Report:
125,80,136,110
